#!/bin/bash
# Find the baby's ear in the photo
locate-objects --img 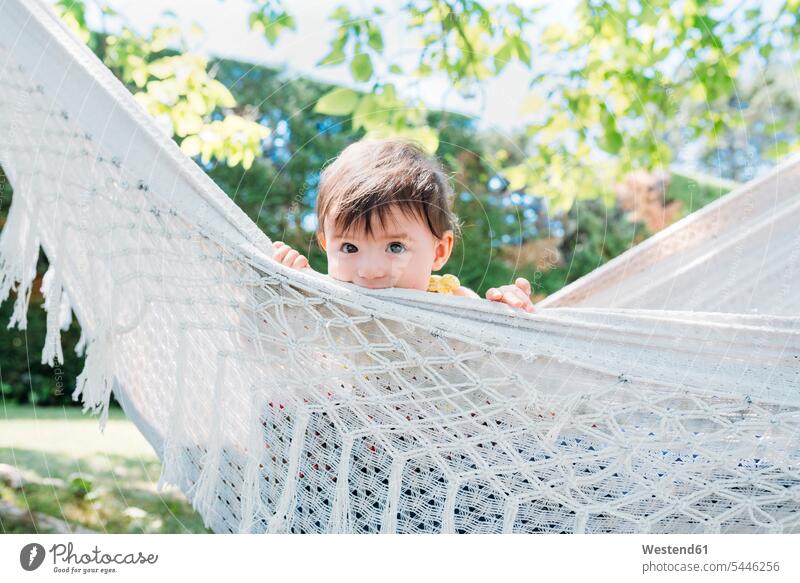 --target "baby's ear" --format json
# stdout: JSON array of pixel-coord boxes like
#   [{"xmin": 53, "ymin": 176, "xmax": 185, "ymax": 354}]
[{"xmin": 432, "ymin": 230, "xmax": 454, "ymax": 270}]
